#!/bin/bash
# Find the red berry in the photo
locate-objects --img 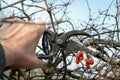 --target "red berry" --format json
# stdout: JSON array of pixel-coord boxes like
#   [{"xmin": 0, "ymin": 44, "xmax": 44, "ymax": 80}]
[
  {"xmin": 86, "ymin": 58, "xmax": 91, "ymax": 64},
  {"xmin": 79, "ymin": 56, "xmax": 84, "ymax": 60},
  {"xmin": 90, "ymin": 59, "xmax": 94, "ymax": 65},
  {"xmin": 86, "ymin": 64, "xmax": 90, "ymax": 69},
  {"xmin": 76, "ymin": 53, "xmax": 80, "ymax": 59},
  {"xmin": 79, "ymin": 51, "xmax": 83, "ymax": 56},
  {"xmin": 76, "ymin": 59, "xmax": 80, "ymax": 64}
]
